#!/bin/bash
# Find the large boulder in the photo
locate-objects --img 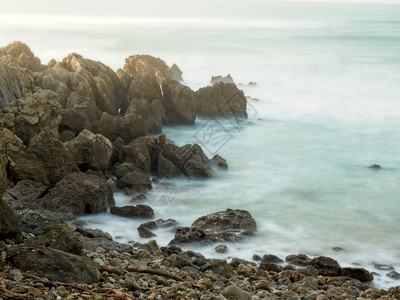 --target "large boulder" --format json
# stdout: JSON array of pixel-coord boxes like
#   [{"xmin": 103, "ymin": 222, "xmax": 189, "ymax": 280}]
[
  {"xmin": 342, "ymin": 267, "xmax": 374, "ymax": 282},
  {"xmin": 170, "ymin": 209, "xmax": 256, "ymax": 244},
  {"xmin": 41, "ymin": 172, "xmax": 115, "ymax": 216},
  {"xmin": 65, "ymin": 129, "xmax": 113, "ymax": 172},
  {"xmin": 7, "ymin": 245, "xmax": 101, "ymax": 284},
  {"xmin": 310, "ymin": 256, "xmax": 342, "ymax": 277},
  {"xmin": 122, "ymin": 54, "xmax": 175, "ymax": 84},
  {"xmin": 162, "ymin": 143, "xmax": 214, "ymax": 178},
  {"xmin": 3, "ymin": 129, "xmax": 77, "ymax": 186},
  {"xmin": 35, "ymin": 53, "xmax": 121, "ymax": 132},
  {"xmin": 2, "ymin": 89, "xmax": 61, "ymax": 144},
  {"xmin": 162, "ymin": 79, "xmax": 196, "ymax": 125},
  {"xmin": 119, "ymin": 136, "xmax": 153, "ymax": 174},
  {"xmin": 93, "ymin": 111, "xmax": 147, "ymax": 143},
  {"xmin": 0, "ymin": 62, "xmax": 23, "ymax": 109},
  {"xmin": 110, "ymin": 204, "xmax": 154, "ymax": 218},
  {"xmin": 27, "ymin": 223, "xmax": 83, "ymax": 255},
  {"xmin": 0, "ymin": 41, "xmax": 43, "ymax": 71},
  {"xmin": 0, "ymin": 115, "xmax": 23, "ymax": 242},
  {"xmin": 7, "ymin": 179, "xmax": 48, "ymax": 201},
  {"xmin": 195, "ymin": 82, "xmax": 247, "ymax": 118}
]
